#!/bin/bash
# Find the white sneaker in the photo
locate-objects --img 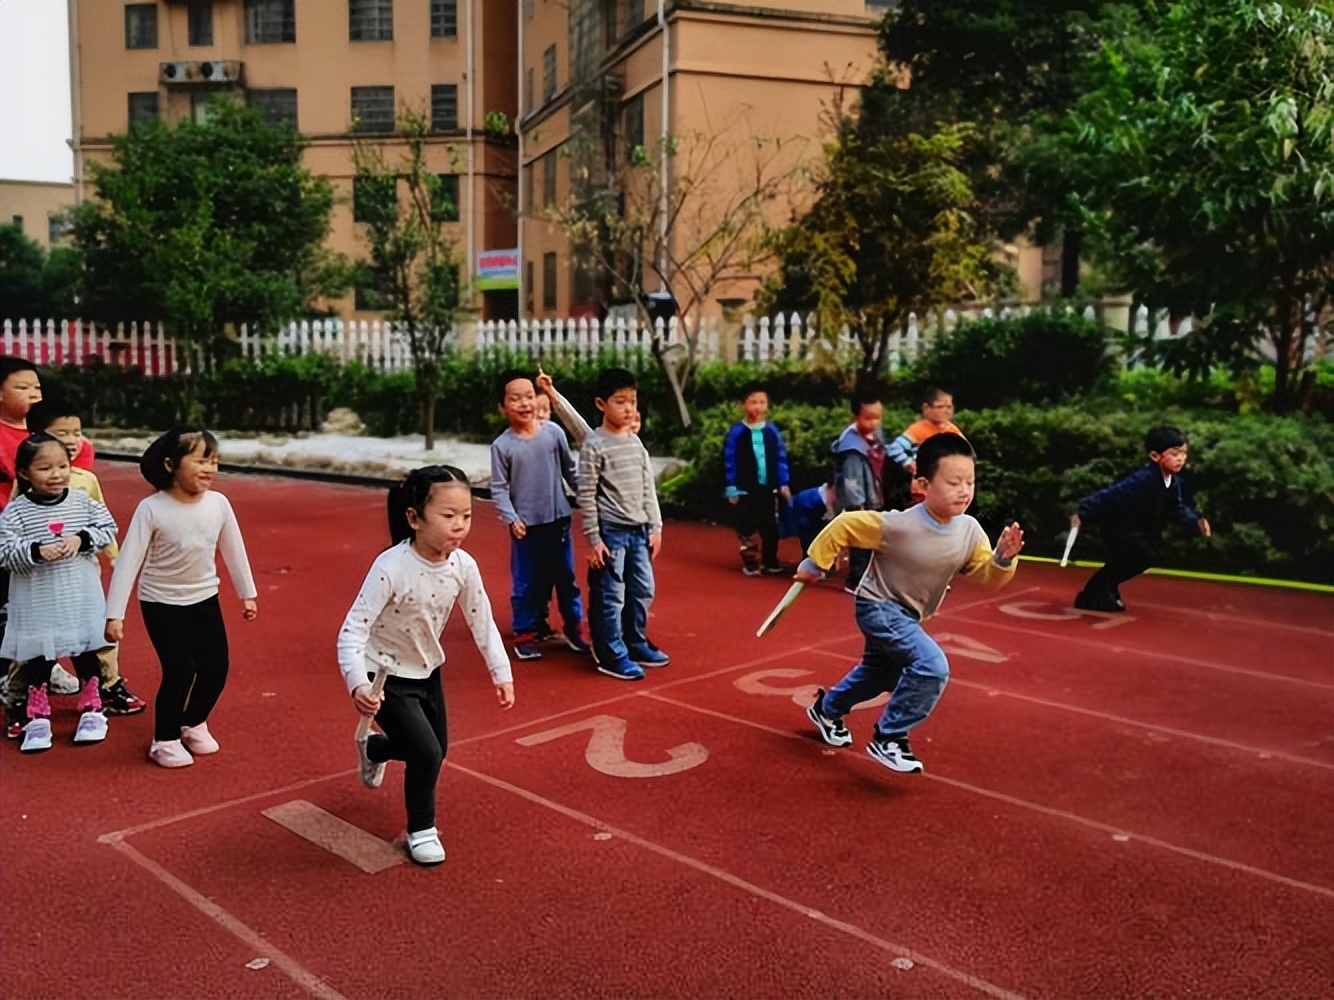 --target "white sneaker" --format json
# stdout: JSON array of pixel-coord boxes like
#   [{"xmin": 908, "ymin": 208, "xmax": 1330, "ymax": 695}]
[
  {"xmin": 180, "ymin": 722, "xmax": 219, "ymax": 755},
  {"xmin": 20, "ymin": 718, "xmax": 53, "ymax": 753},
  {"xmin": 73, "ymin": 711, "xmax": 108, "ymax": 744},
  {"xmin": 406, "ymin": 827, "xmax": 446, "ymax": 866},
  {"xmin": 49, "ymin": 664, "xmax": 80, "ymax": 695},
  {"xmin": 148, "ymin": 739, "xmax": 194, "ymax": 768},
  {"xmin": 357, "ymin": 736, "xmax": 387, "ymax": 789}
]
